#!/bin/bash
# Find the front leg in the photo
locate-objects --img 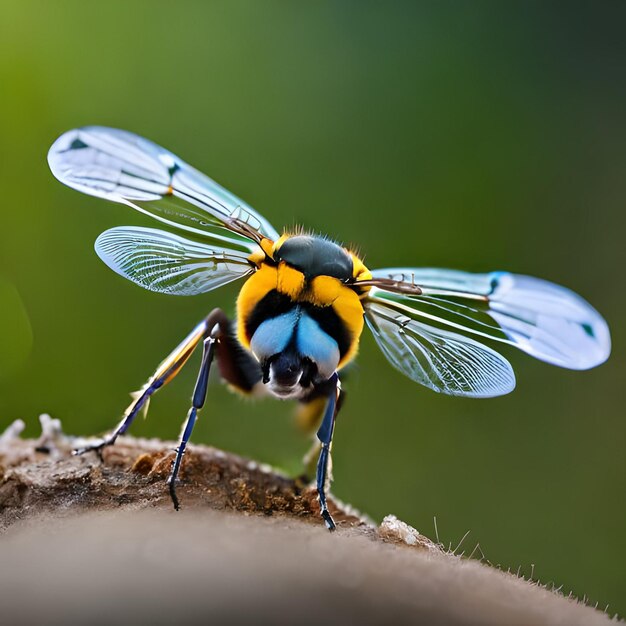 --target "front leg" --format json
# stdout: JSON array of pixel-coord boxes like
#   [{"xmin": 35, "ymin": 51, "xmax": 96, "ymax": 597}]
[
  {"xmin": 73, "ymin": 312, "xmax": 226, "ymax": 457},
  {"xmin": 168, "ymin": 331, "xmax": 217, "ymax": 510},
  {"xmin": 168, "ymin": 316, "xmax": 262, "ymax": 509},
  {"xmin": 315, "ymin": 372, "xmax": 341, "ymax": 531}
]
